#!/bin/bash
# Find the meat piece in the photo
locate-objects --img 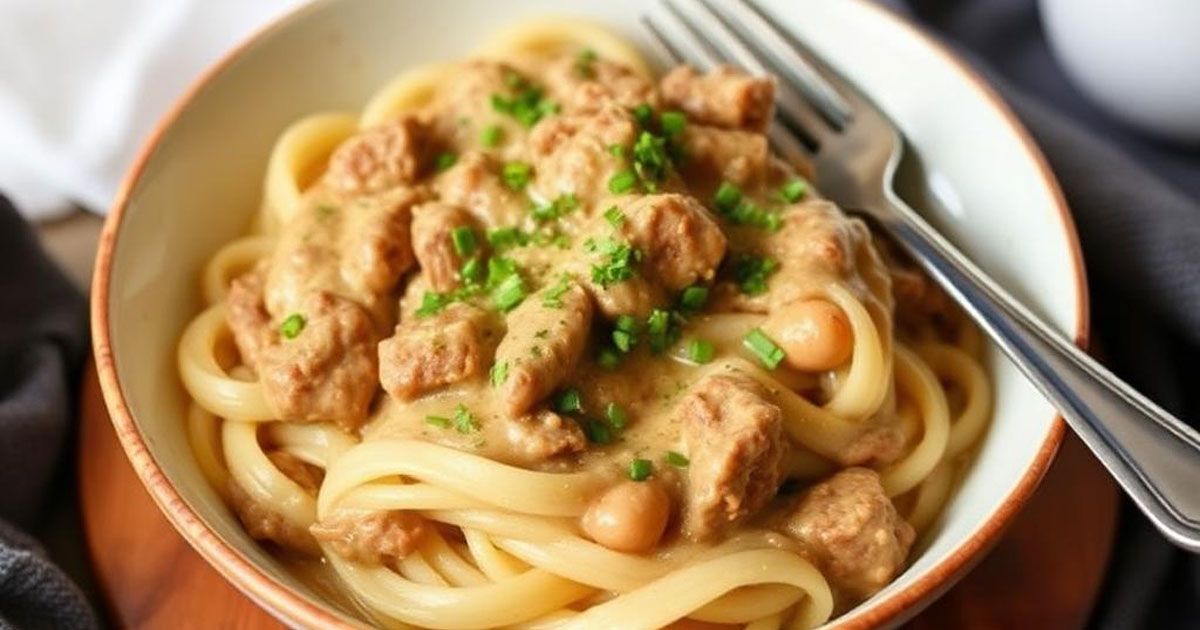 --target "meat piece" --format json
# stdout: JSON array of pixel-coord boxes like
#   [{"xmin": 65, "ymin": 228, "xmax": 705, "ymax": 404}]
[
  {"xmin": 528, "ymin": 104, "xmax": 637, "ymax": 203},
  {"xmin": 378, "ymin": 304, "xmax": 492, "ymax": 401},
  {"xmin": 225, "ymin": 262, "xmax": 274, "ymax": 370},
  {"xmin": 310, "ymin": 509, "xmax": 428, "ymax": 565},
  {"xmin": 258, "ymin": 292, "xmax": 378, "ymax": 430},
  {"xmin": 227, "ymin": 481, "xmax": 317, "ymax": 555},
  {"xmin": 267, "ymin": 450, "xmax": 324, "ymax": 491},
  {"xmin": 326, "ymin": 117, "xmax": 427, "ymax": 195},
  {"xmin": 678, "ymin": 125, "xmax": 770, "ymax": 199},
  {"xmin": 838, "ymin": 425, "xmax": 906, "ymax": 467},
  {"xmin": 660, "ymin": 65, "xmax": 775, "ymax": 132},
  {"xmin": 410, "ymin": 203, "xmax": 479, "ymax": 292},
  {"xmin": 778, "ymin": 468, "xmax": 914, "ymax": 602},
  {"xmin": 543, "ymin": 56, "xmax": 657, "ymax": 113},
  {"xmin": 619, "ymin": 194, "xmax": 726, "ymax": 291},
  {"xmin": 494, "ymin": 282, "xmax": 593, "ymax": 417},
  {"xmin": 339, "ymin": 189, "xmax": 418, "ymax": 296},
  {"xmin": 434, "ymin": 151, "xmax": 527, "ymax": 227},
  {"xmin": 679, "ymin": 372, "xmax": 786, "ymax": 541},
  {"xmin": 504, "ymin": 410, "xmax": 587, "ymax": 462},
  {"xmin": 583, "ymin": 274, "xmax": 666, "ymax": 320}
]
